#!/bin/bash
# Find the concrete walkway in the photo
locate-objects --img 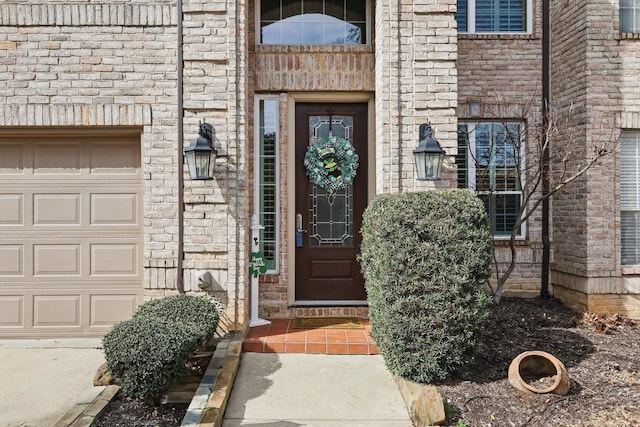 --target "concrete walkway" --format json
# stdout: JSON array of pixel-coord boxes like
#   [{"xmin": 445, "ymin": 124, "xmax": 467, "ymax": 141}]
[
  {"xmin": 0, "ymin": 339, "xmax": 104, "ymax": 427},
  {"xmin": 223, "ymin": 353, "xmax": 412, "ymax": 427}
]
